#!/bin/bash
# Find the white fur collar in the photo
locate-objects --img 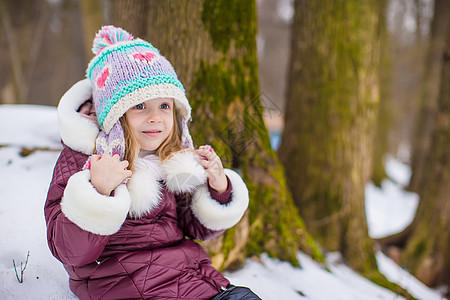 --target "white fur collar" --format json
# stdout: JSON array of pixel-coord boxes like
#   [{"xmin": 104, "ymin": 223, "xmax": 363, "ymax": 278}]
[
  {"xmin": 127, "ymin": 151, "xmax": 208, "ymax": 218},
  {"xmin": 57, "ymin": 79, "xmax": 99, "ymax": 155},
  {"xmin": 127, "ymin": 155, "xmax": 163, "ymax": 218}
]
